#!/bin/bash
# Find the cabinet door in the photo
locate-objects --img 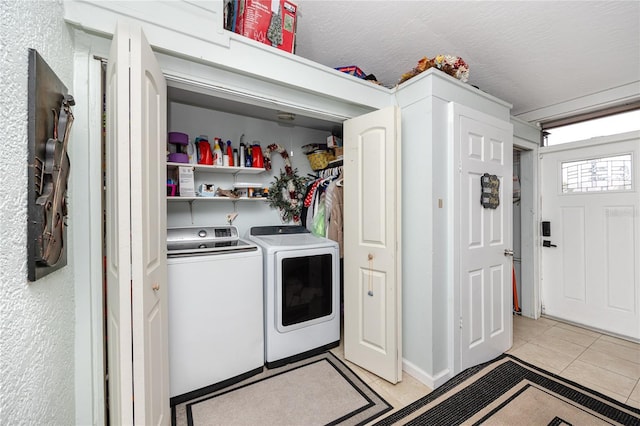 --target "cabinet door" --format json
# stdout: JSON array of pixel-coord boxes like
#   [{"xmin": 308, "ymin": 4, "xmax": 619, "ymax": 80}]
[
  {"xmin": 343, "ymin": 106, "xmax": 402, "ymax": 384},
  {"xmin": 106, "ymin": 21, "xmax": 169, "ymax": 425}
]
